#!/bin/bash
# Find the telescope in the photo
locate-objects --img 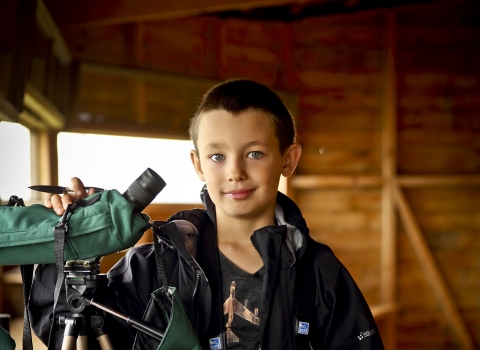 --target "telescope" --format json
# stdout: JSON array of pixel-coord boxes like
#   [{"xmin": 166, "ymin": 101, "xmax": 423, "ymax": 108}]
[{"xmin": 0, "ymin": 168, "xmax": 166, "ymax": 266}]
